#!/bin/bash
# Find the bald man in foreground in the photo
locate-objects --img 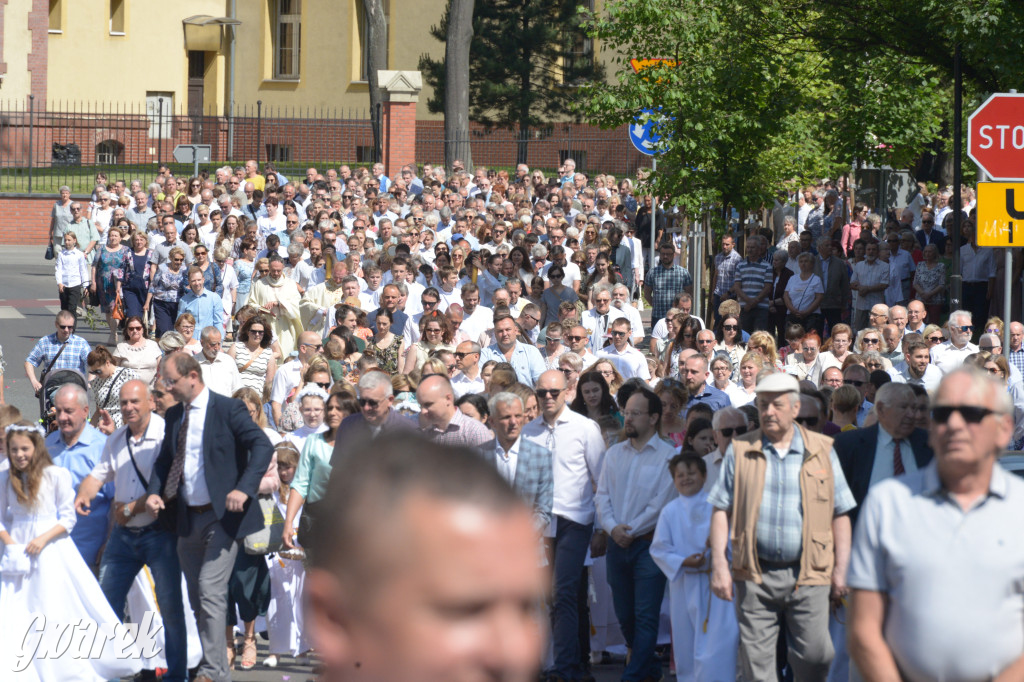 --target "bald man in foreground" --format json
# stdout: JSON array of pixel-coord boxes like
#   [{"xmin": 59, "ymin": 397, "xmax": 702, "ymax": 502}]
[{"xmin": 304, "ymin": 432, "xmax": 547, "ymax": 682}]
